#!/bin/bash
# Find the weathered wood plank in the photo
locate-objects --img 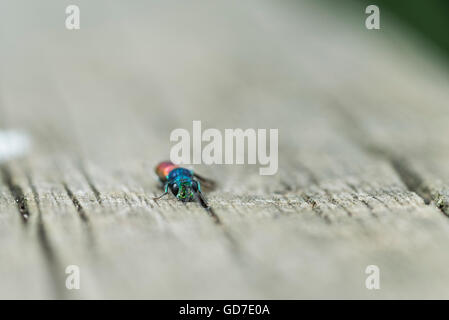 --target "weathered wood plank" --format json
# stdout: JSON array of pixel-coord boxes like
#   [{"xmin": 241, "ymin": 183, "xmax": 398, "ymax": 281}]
[
  {"xmin": 0, "ymin": 163, "xmax": 58, "ymax": 299},
  {"xmin": 1, "ymin": 0, "xmax": 449, "ymax": 299}
]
